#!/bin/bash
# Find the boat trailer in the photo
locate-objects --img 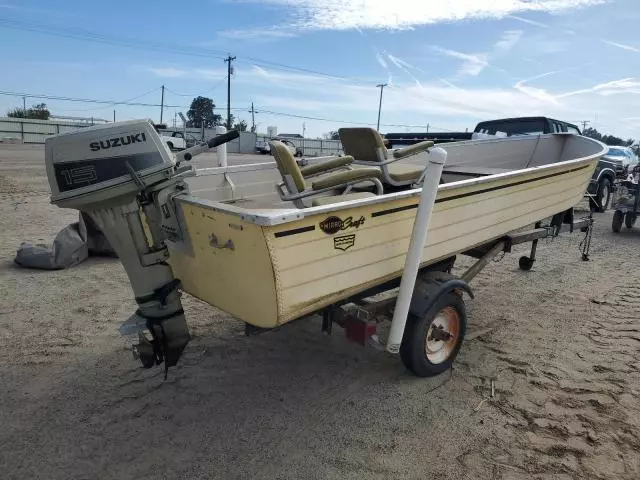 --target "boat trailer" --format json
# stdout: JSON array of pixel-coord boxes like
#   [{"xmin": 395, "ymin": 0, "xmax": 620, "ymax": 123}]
[{"xmin": 309, "ymin": 211, "xmax": 594, "ymax": 377}]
